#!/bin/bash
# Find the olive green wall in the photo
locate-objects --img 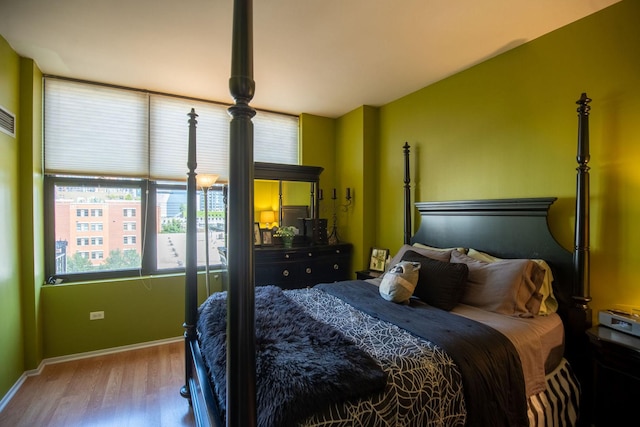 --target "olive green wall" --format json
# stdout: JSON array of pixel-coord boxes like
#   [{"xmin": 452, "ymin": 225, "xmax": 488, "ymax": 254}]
[
  {"xmin": 374, "ymin": 0, "xmax": 640, "ymax": 321},
  {"xmin": 0, "ymin": 34, "xmax": 24, "ymax": 404},
  {"xmin": 19, "ymin": 58, "xmax": 44, "ymax": 371},
  {"xmin": 41, "ymin": 274, "xmax": 218, "ymax": 357},
  {"xmin": 300, "ymin": 113, "xmax": 336, "ymax": 203}
]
